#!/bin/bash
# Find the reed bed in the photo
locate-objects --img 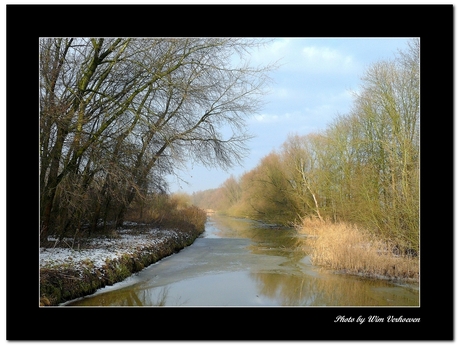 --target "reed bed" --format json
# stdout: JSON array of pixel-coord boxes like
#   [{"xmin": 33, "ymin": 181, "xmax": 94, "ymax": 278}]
[{"xmin": 298, "ymin": 217, "xmax": 419, "ymax": 282}]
